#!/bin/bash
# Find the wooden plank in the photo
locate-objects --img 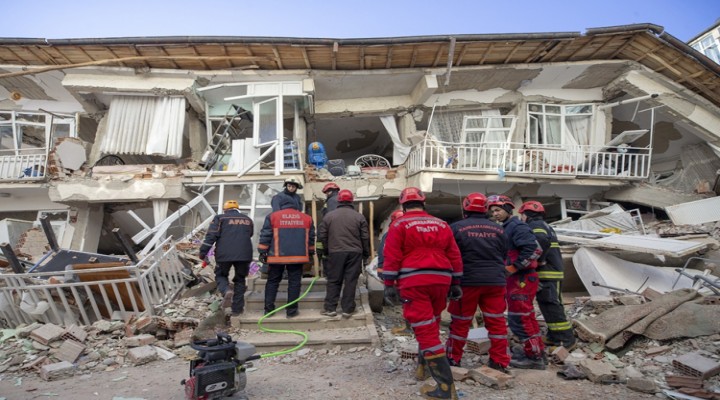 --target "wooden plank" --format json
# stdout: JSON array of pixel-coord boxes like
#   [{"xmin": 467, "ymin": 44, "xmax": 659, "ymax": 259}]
[{"xmin": 72, "ymin": 262, "xmax": 145, "ymax": 315}]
